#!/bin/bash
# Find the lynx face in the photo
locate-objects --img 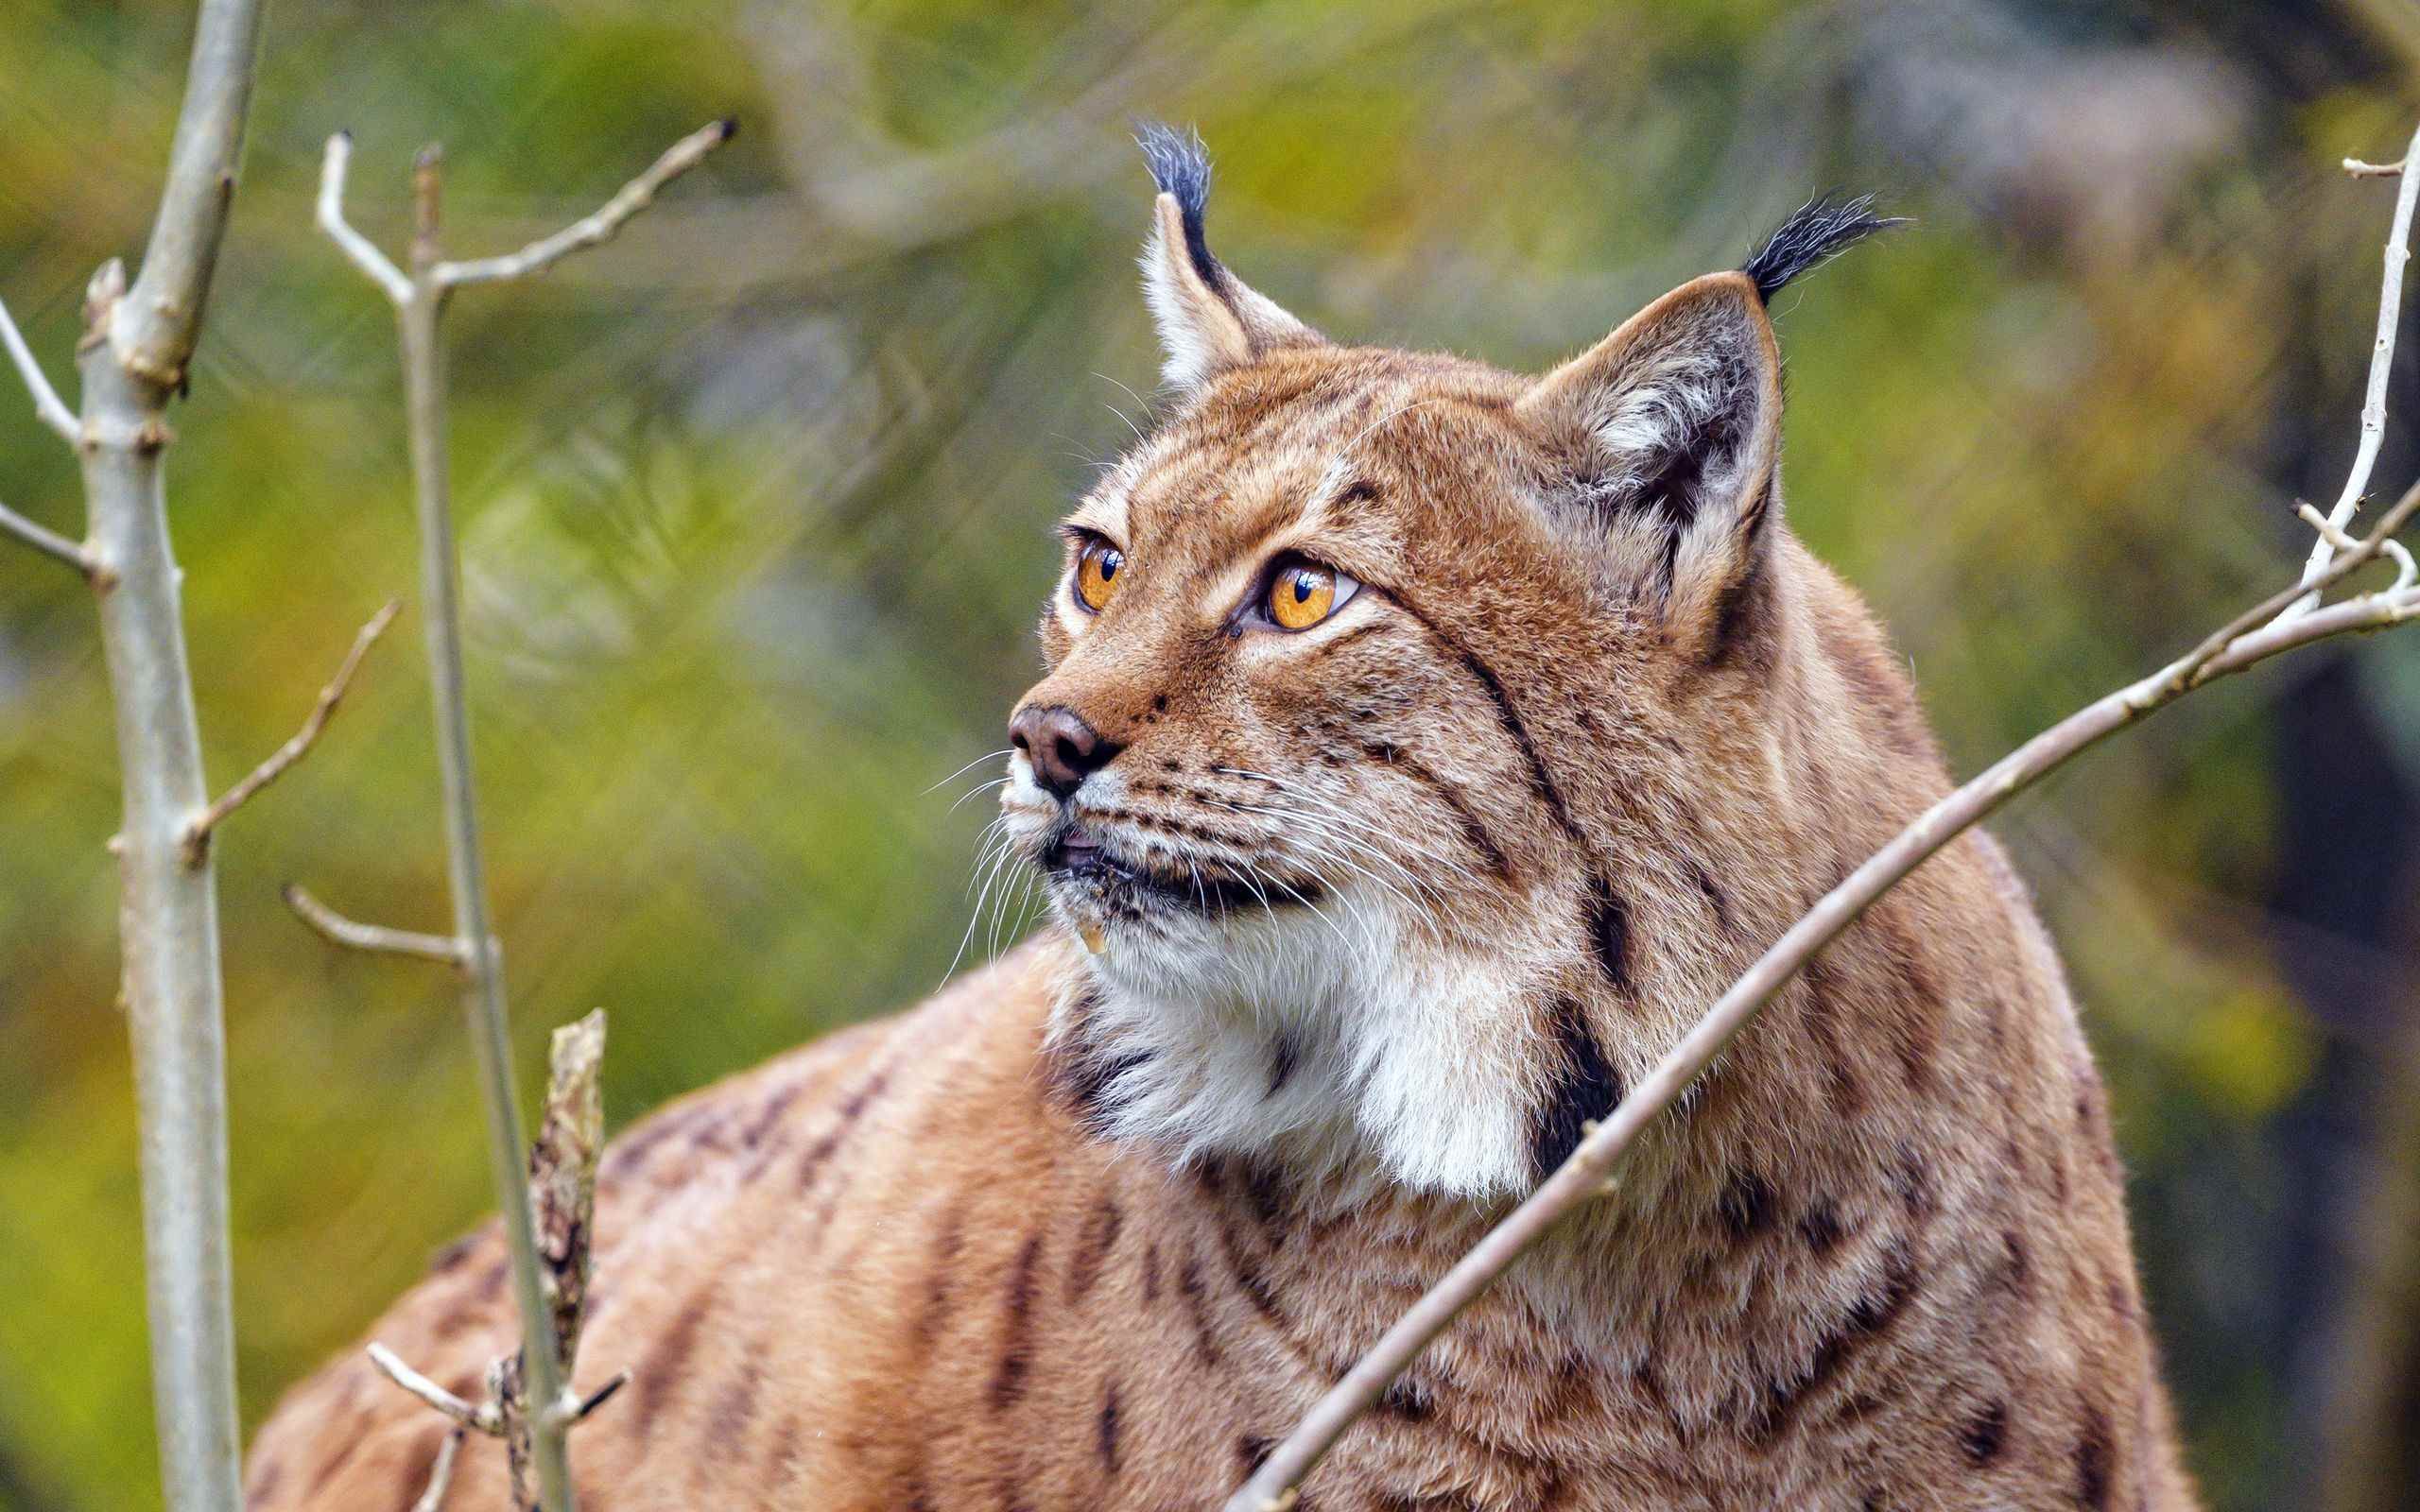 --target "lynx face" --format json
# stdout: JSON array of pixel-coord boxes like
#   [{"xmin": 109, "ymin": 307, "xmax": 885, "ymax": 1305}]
[{"xmin": 1000, "ymin": 128, "xmax": 1895, "ymax": 1198}]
